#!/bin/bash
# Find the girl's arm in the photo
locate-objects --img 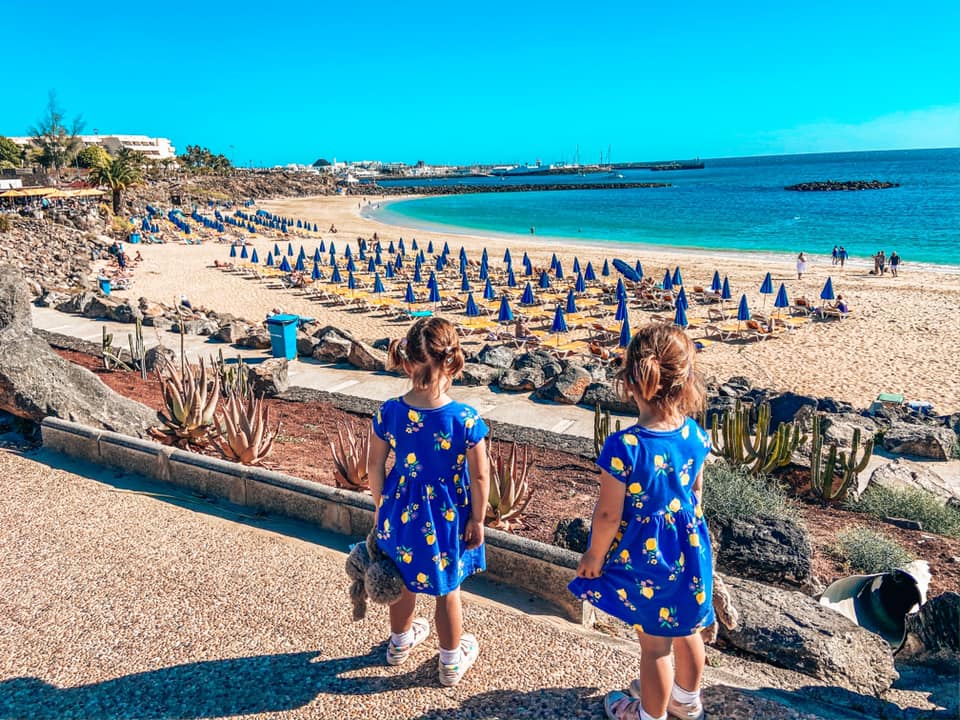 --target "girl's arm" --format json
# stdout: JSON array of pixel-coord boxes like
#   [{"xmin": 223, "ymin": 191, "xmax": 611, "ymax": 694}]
[
  {"xmin": 576, "ymin": 471, "xmax": 626, "ymax": 578},
  {"xmin": 367, "ymin": 429, "xmax": 390, "ymax": 524},
  {"xmin": 692, "ymin": 469, "xmax": 704, "ymax": 505},
  {"xmin": 463, "ymin": 438, "xmax": 490, "ymax": 550}
]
